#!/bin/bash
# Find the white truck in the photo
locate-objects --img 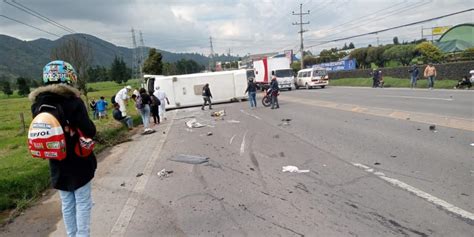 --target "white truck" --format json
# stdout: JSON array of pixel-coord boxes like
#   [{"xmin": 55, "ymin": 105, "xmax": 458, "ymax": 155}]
[
  {"xmin": 253, "ymin": 57, "xmax": 294, "ymax": 90},
  {"xmin": 144, "ymin": 70, "xmax": 251, "ymax": 109}
]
